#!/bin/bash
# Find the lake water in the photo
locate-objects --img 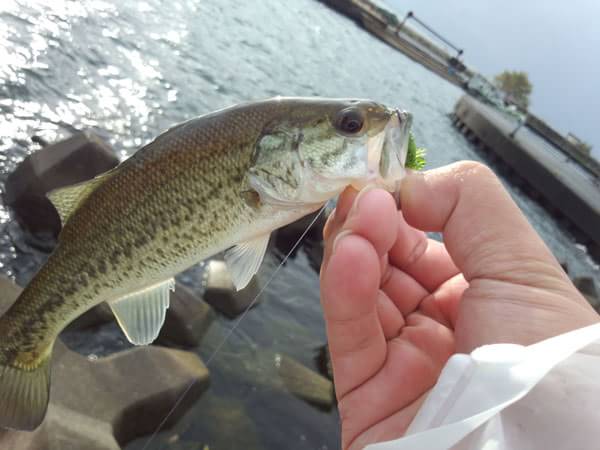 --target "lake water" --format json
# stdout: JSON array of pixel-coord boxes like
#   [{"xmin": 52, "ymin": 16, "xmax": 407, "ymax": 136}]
[{"xmin": 0, "ymin": 0, "xmax": 598, "ymax": 449}]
